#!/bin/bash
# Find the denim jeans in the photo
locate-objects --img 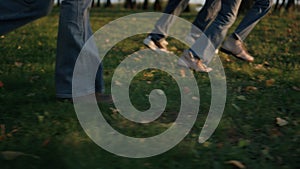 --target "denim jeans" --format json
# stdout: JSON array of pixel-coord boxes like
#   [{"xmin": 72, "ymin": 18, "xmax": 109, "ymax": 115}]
[
  {"xmin": 149, "ymin": 0, "xmax": 272, "ymax": 55},
  {"xmin": 234, "ymin": 0, "xmax": 273, "ymax": 40},
  {"xmin": 191, "ymin": 0, "xmax": 272, "ymax": 63},
  {"xmin": 55, "ymin": 0, "xmax": 104, "ymax": 98},
  {"xmin": 191, "ymin": 0, "xmax": 242, "ymax": 63},
  {"xmin": 149, "ymin": 0, "xmax": 190, "ymax": 41},
  {"xmin": 149, "ymin": 0, "xmax": 219, "ymax": 41},
  {"xmin": 0, "ymin": 0, "xmax": 104, "ymax": 98},
  {"xmin": 195, "ymin": 0, "xmax": 273, "ymax": 41}
]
